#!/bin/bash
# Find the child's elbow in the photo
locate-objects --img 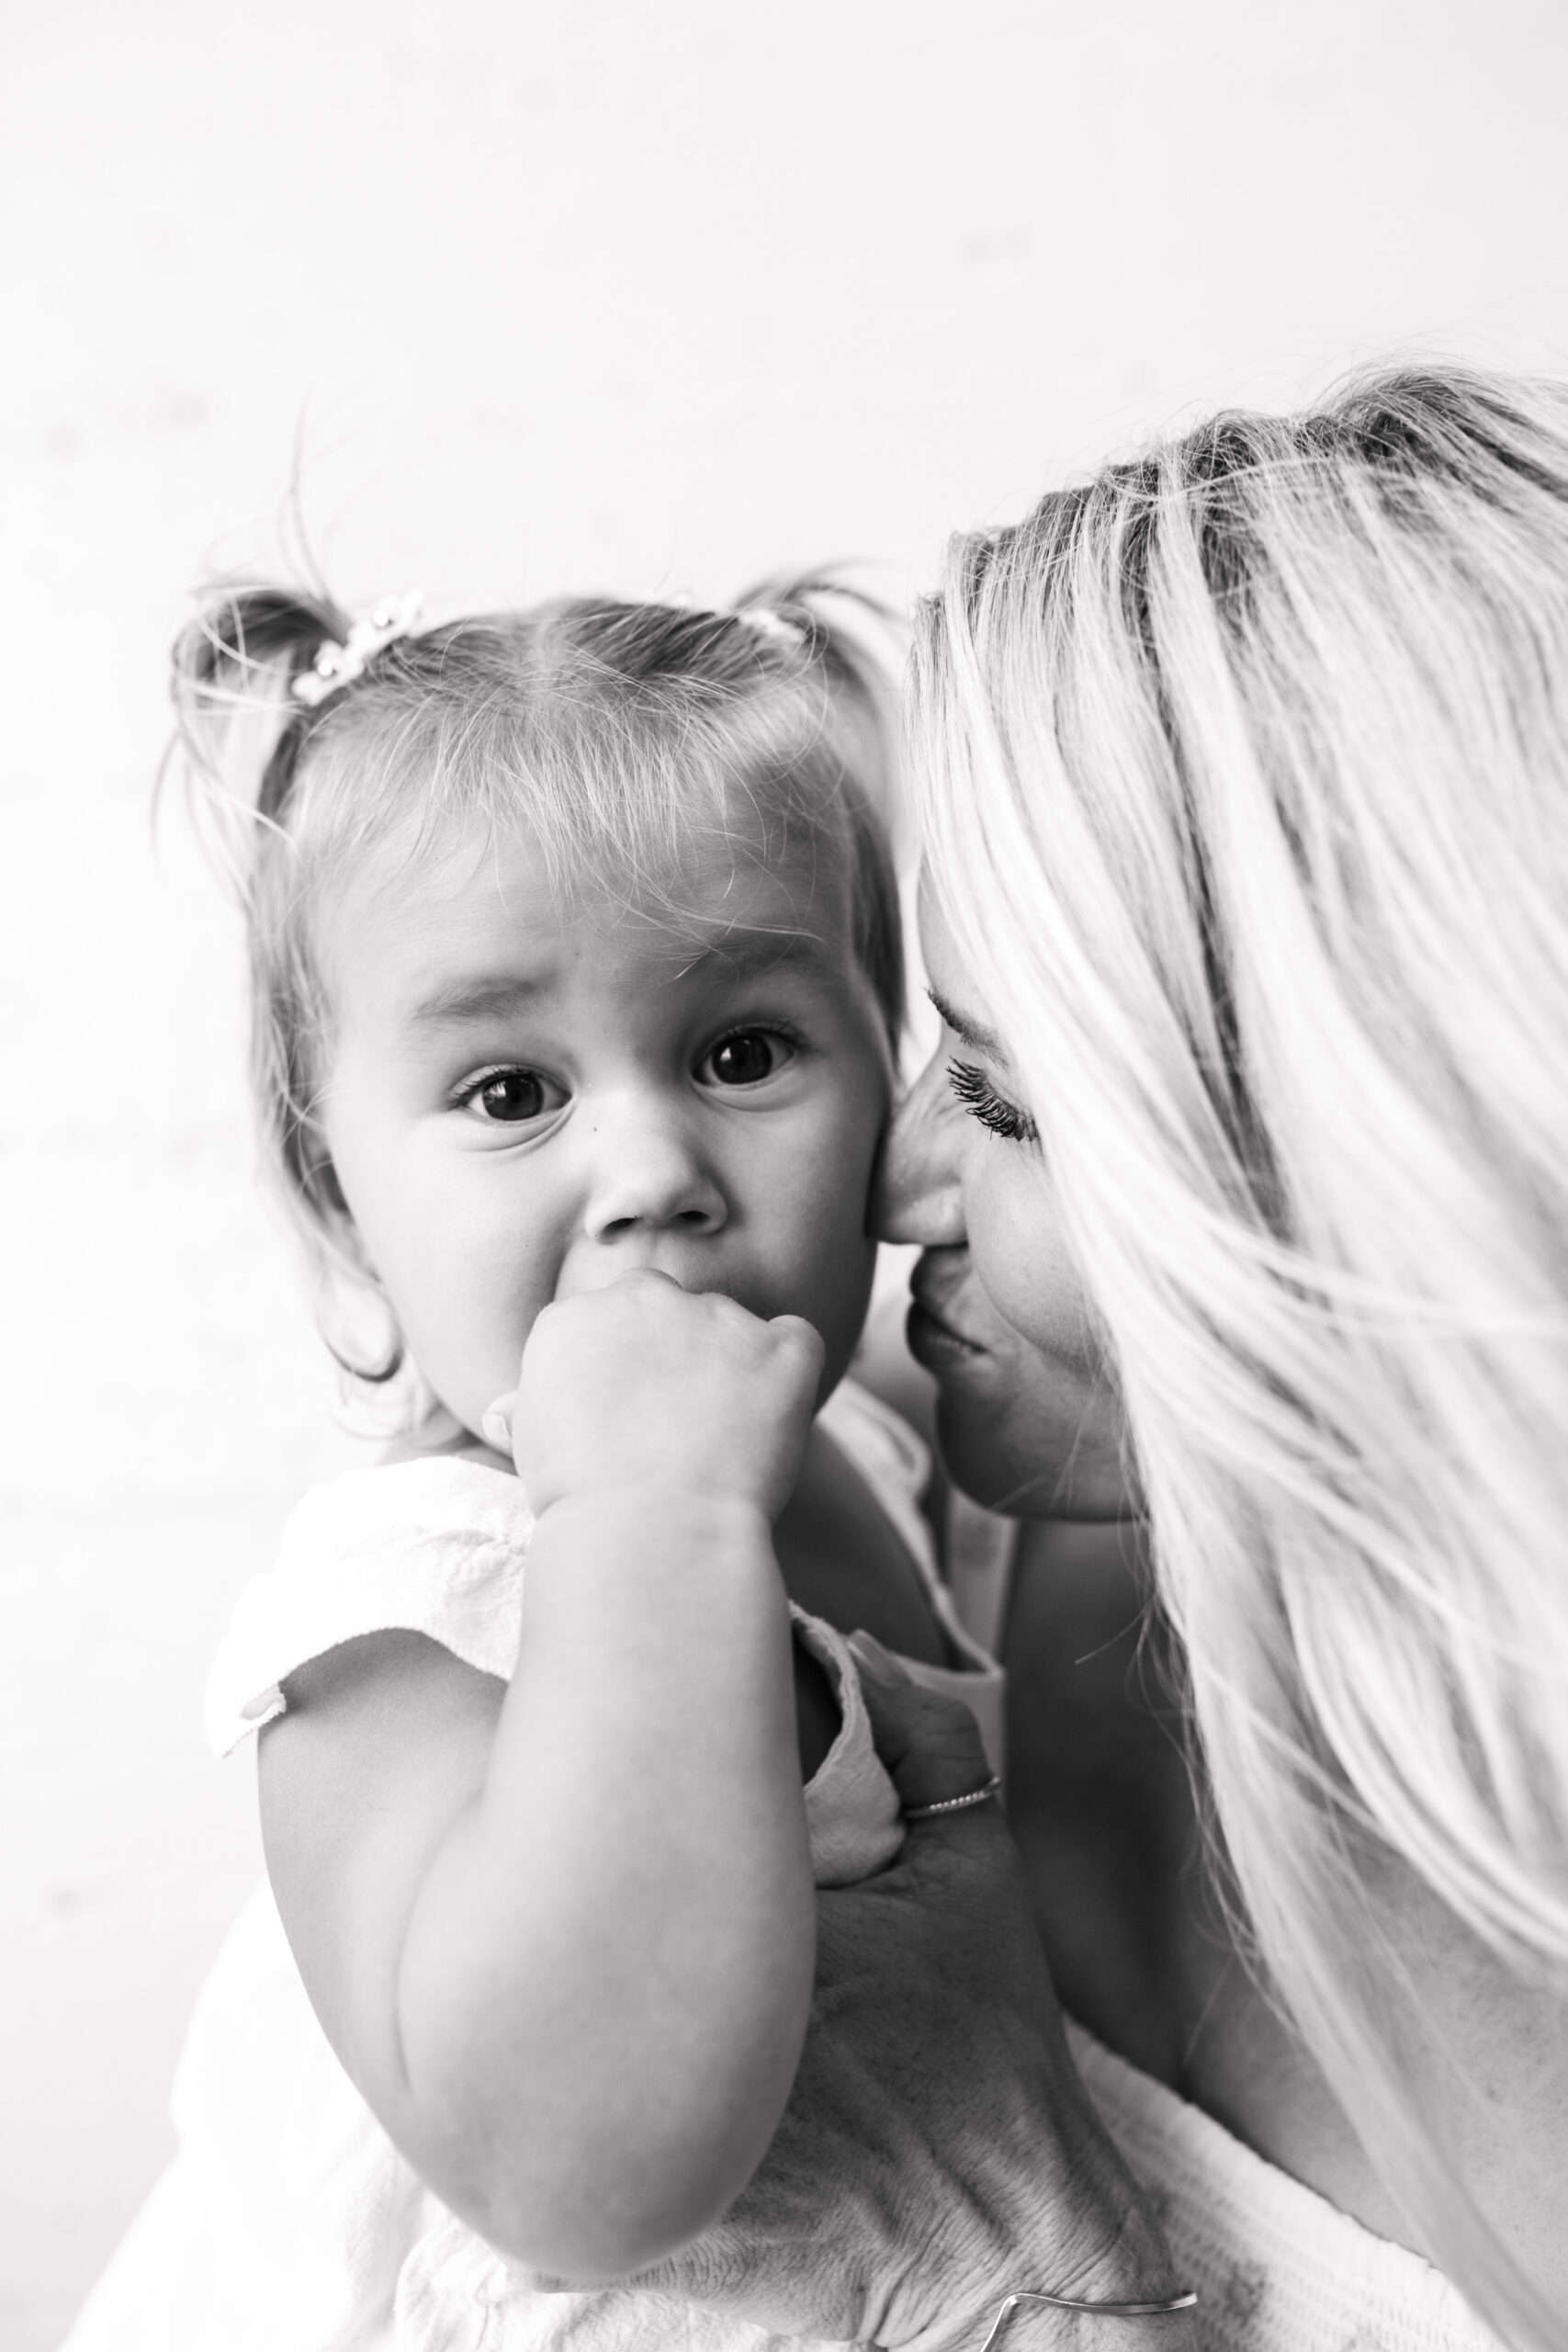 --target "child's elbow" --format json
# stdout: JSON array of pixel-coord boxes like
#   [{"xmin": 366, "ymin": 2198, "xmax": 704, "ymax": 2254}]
[
  {"xmin": 414, "ymin": 1999, "xmax": 809, "ymax": 2278},
  {"xmin": 465, "ymin": 2148, "xmax": 754, "ymax": 2282}
]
